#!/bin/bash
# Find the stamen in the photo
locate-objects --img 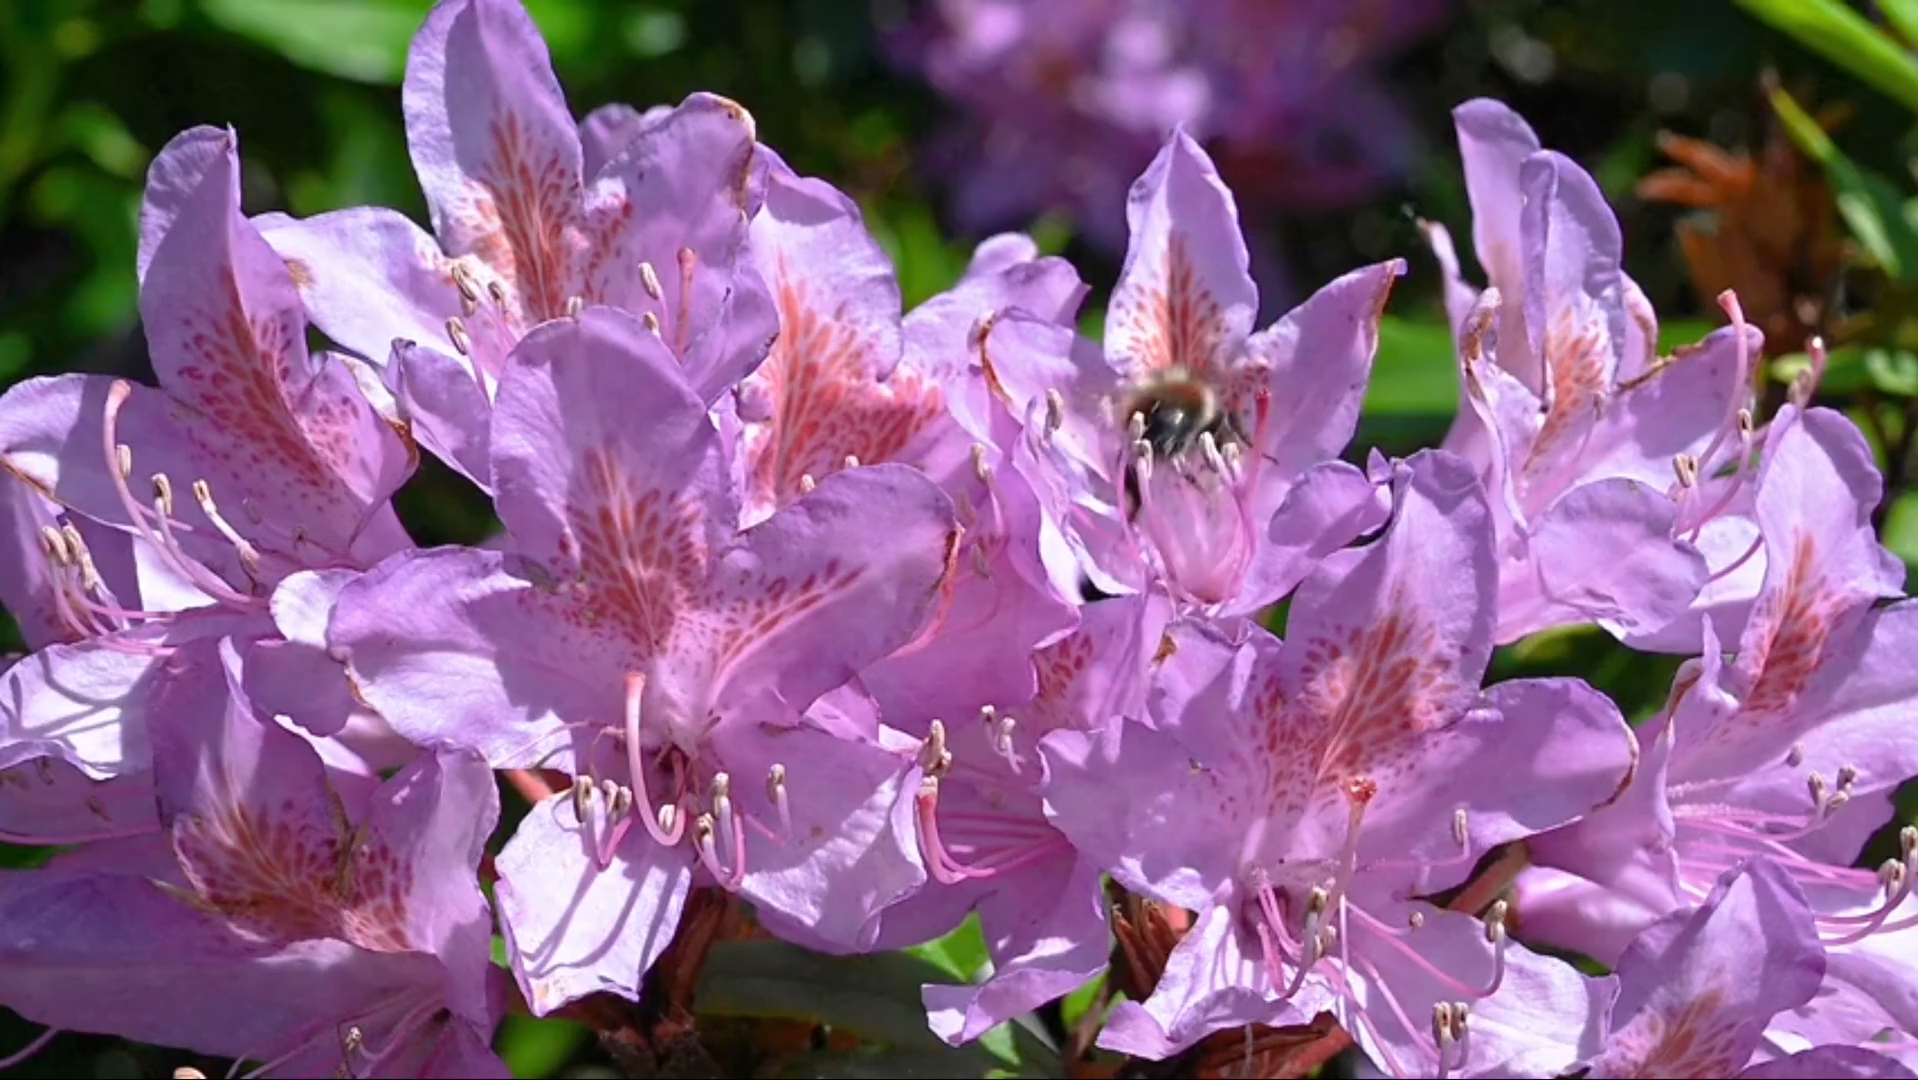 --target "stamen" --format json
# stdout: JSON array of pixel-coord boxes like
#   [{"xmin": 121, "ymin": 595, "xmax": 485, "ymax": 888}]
[
  {"xmin": 766, "ymin": 764, "xmax": 790, "ymax": 839},
  {"xmin": 674, "ymin": 248, "xmax": 696, "ymax": 355},
  {"xmin": 1791, "ymin": 336, "xmax": 1828, "ymax": 407},
  {"xmin": 192, "ymin": 479, "xmax": 263, "ymax": 572},
  {"xmin": 971, "ymin": 444, "xmax": 990, "ymax": 484},
  {"xmin": 1479, "ymin": 901, "xmax": 1509, "ymax": 996},
  {"xmin": 693, "ymin": 812, "xmax": 733, "ymax": 882},
  {"xmin": 917, "ymin": 719, "xmax": 953, "ymax": 778},
  {"xmin": 565, "ymin": 296, "xmax": 584, "ymax": 318},
  {"xmin": 1127, "ymin": 411, "xmax": 1146, "ymax": 442},
  {"xmin": 640, "ymin": 261, "xmax": 663, "ymax": 300},
  {"xmin": 1198, "ymin": 430, "xmax": 1227, "ymax": 476},
  {"xmin": 843, "ymin": 454, "xmax": 861, "ymax": 470},
  {"xmin": 0, "ymin": 1026, "xmax": 57, "ymax": 1070},
  {"xmin": 151, "ymin": 473, "xmax": 175, "ymax": 518},
  {"xmin": 1044, "ymin": 389, "xmax": 1064, "ymax": 433},
  {"xmin": 446, "ymin": 317, "xmax": 472, "ymax": 357},
  {"xmin": 1698, "ymin": 290, "xmax": 1753, "ymax": 470},
  {"xmin": 642, "ymin": 310, "xmax": 663, "ymax": 337},
  {"xmin": 487, "ymin": 280, "xmax": 508, "ymax": 307},
  {"xmin": 1452, "ymin": 808, "xmax": 1469, "ymax": 850},
  {"xmin": 1433, "ymin": 1003, "xmax": 1458, "ymax": 1080},
  {"xmin": 1672, "ymin": 453, "xmax": 1699, "ymax": 490},
  {"xmin": 969, "ymin": 543, "xmax": 992, "ymax": 580},
  {"xmin": 1408, "ymin": 910, "xmax": 1425, "ymax": 931},
  {"xmin": 452, "ymin": 263, "xmax": 483, "ymax": 308},
  {"xmin": 1785, "ymin": 743, "xmax": 1806, "ymax": 768},
  {"xmin": 623, "ymin": 672, "xmax": 685, "ymax": 848}
]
